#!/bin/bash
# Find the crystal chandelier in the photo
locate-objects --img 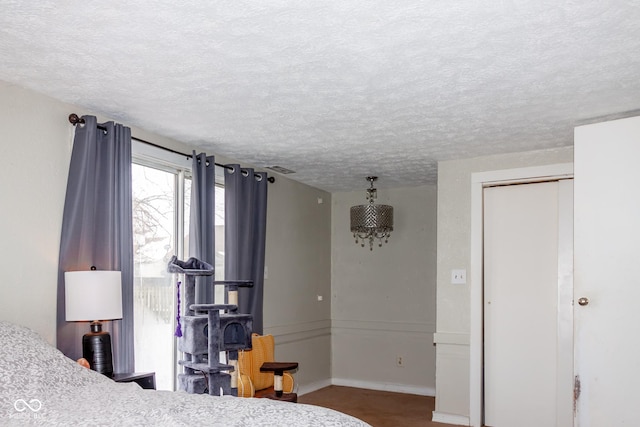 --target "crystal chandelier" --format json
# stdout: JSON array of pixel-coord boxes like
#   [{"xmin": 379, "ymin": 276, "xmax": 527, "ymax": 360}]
[{"xmin": 350, "ymin": 176, "xmax": 394, "ymax": 250}]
